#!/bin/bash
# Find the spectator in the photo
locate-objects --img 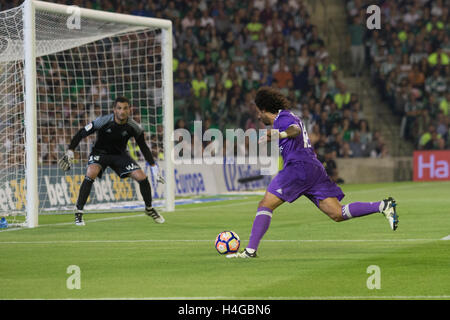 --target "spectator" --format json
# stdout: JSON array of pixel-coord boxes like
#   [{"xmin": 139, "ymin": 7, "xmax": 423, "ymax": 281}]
[
  {"xmin": 181, "ymin": 10, "xmax": 196, "ymax": 30},
  {"xmin": 334, "ymin": 83, "xmax": 351, "ymax": 110},
  {"xmin": 418, "ymin": 125, "xmax": 445, "ymax": 150},
  {"xmin": 272, "ymin": 58, "xmax": 293, "ymax": 89},
  {"xmin": 214, "ymin": 8, "xmax": 231, "ymax": 36},
  {"xmin": 297, "ymin": 46, "xmax": 310, "ymax": 68},
  {"xmin": 347, "ymin": 15, "xmax": 365, "ymax": 77},
  {"xmin": 349, "ymin": 131, "xmax": 366, "ymax": 157},
  {"xmin": 314, "ymin": 134, "xmax": 328, "ymax": 159},
  {"xmin": 349, "ymin": 111, "xmax": 361, "ymax": 131},
  {"xmin": 309, "ymin": 124, "xmax": 321, "ymax": 146},
  {"xmin": 358, "ymin": 119, "xmax": 372, "ymax": 146},
  {"xmin": 428, "ymin": 46, "xmax": 450, "ymax": 67},
  {"xmin": 320, "ymin": 149, "xmax": 344, "ymax": 184},
  {"xmin": 288, "ymin": 28, "xmax": 305, "ymax": 54},
  {"xmin": 425, "ymin": 68, "xmax": 447, "ymax": 96},
  {"xmin": 401, "ymin": 94, "xmax": 423, "ymax": 140},
  {"xmin": 341, "ymin": 141, "xmax": 353, "ymax": 158},
  {"xmin": 340, "ymin": 118, "xmax": 353, "ymax": 142},
  {"xmin": 178, "ymin": 28, "xmax": 199, "ymax": 48},
  {"xmin": 191, "ymin": 71, "xmax": 208, "ymax": 98},
  {"xmin": 165, "ymin": 1, "xmax": 181, "ymax": 19},
  {"xmin": 200, "ymin": 9, "xmax": 214, "ymax": 28},
  {"xmin": 368, "ymin": 131, "xmax": 389, "ymax": 158},
  {"xmin": 435, "ymin": 111, "xmax": 449, "ymax": 140},
  {"xmin": 246, "ymin": 12, "xmax": 263, "ymax": 41},
  {"xmin": 174, "ymin": 70, "xmax": 192, "ymax": 100},
  {"xmin": 306, "ymin": 26, "xmax": 325, "ymax": 56},
  {"xmin": 440, "ymin": 92, "xmax": 449, "ymax": 116},
  {"xmin": 131, "ymin": 2, "xmax": 152, "ymax": 17},
  {"xmin": 317, "ymin": 54, "xmax": 337, "ymax": 83},
  {"xmin": 408, "ymin": 63, "xmax": 426, "ymax": 88}
]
